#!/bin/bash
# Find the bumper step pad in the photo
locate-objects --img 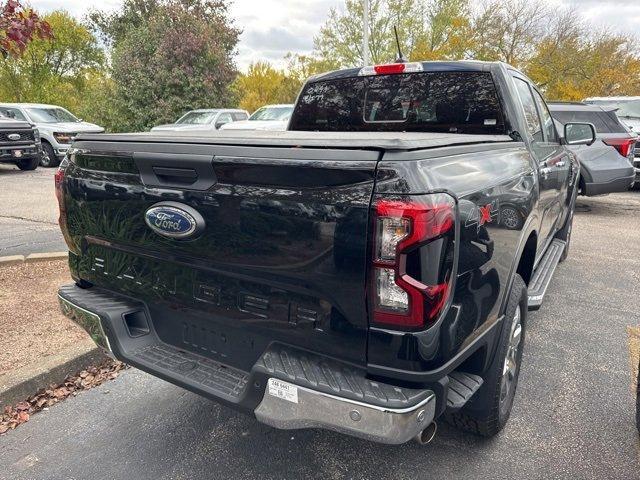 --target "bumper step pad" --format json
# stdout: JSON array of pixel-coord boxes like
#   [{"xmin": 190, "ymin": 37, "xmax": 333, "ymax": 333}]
[
  {"xmin": 446, "ymin": 371, "xmax": 484, "ymax": 410},
  {"xmin": 134, "ymin": 344, "xmax": 249, "ymax": 400},
  {"xmin": 254, "ymin": 346, "xmax": 431, "ymax": 410},
  {"xmin": 527, "ymin": 239, "xmax": 565, "ymax": 311}
]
